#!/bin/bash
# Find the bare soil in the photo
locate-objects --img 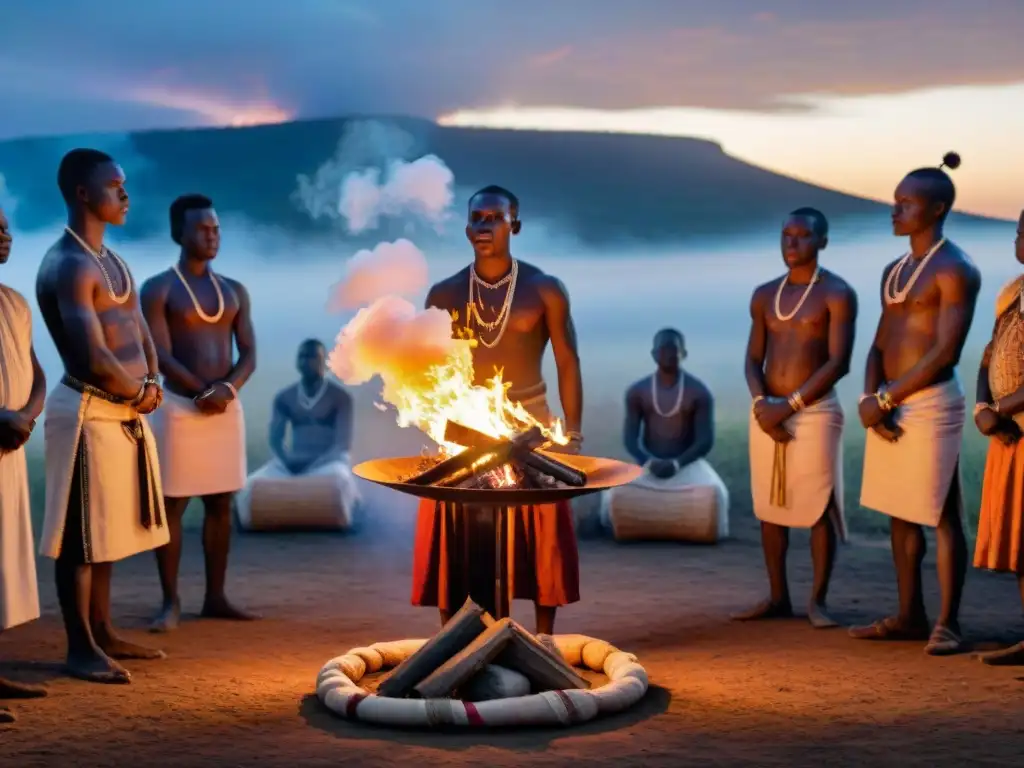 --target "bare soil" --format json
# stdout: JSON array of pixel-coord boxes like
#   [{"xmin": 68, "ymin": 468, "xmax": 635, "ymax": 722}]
[{"xmin": 3, "ymin": 484, "xmax": 1023, "ymax": 767}]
